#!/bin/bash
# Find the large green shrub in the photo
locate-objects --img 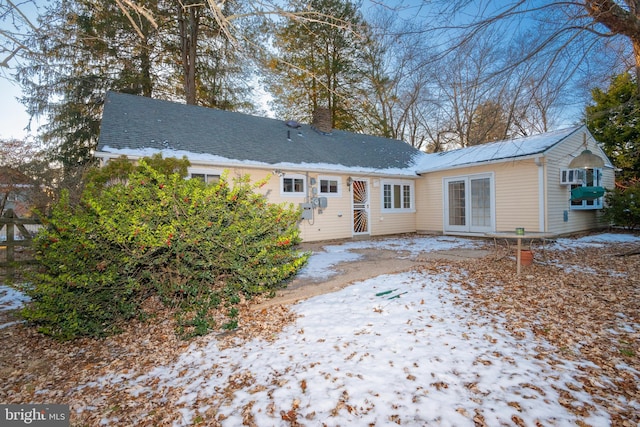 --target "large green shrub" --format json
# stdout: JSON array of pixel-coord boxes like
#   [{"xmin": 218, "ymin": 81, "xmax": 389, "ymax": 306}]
[
  {"xmin": 602, "ymin": 181, "xmax": 640, "ymax": 230},
  {"xmin": 23, "ymin": 157, "xmax": 307, "ymax": 340}
]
